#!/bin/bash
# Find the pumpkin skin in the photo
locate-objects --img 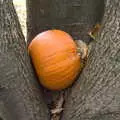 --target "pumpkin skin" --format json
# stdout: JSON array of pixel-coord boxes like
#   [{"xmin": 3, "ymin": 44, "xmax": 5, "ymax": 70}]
[{"xmin": 28, "ymin": 30, "xmax": 81, "ymax": 90}]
